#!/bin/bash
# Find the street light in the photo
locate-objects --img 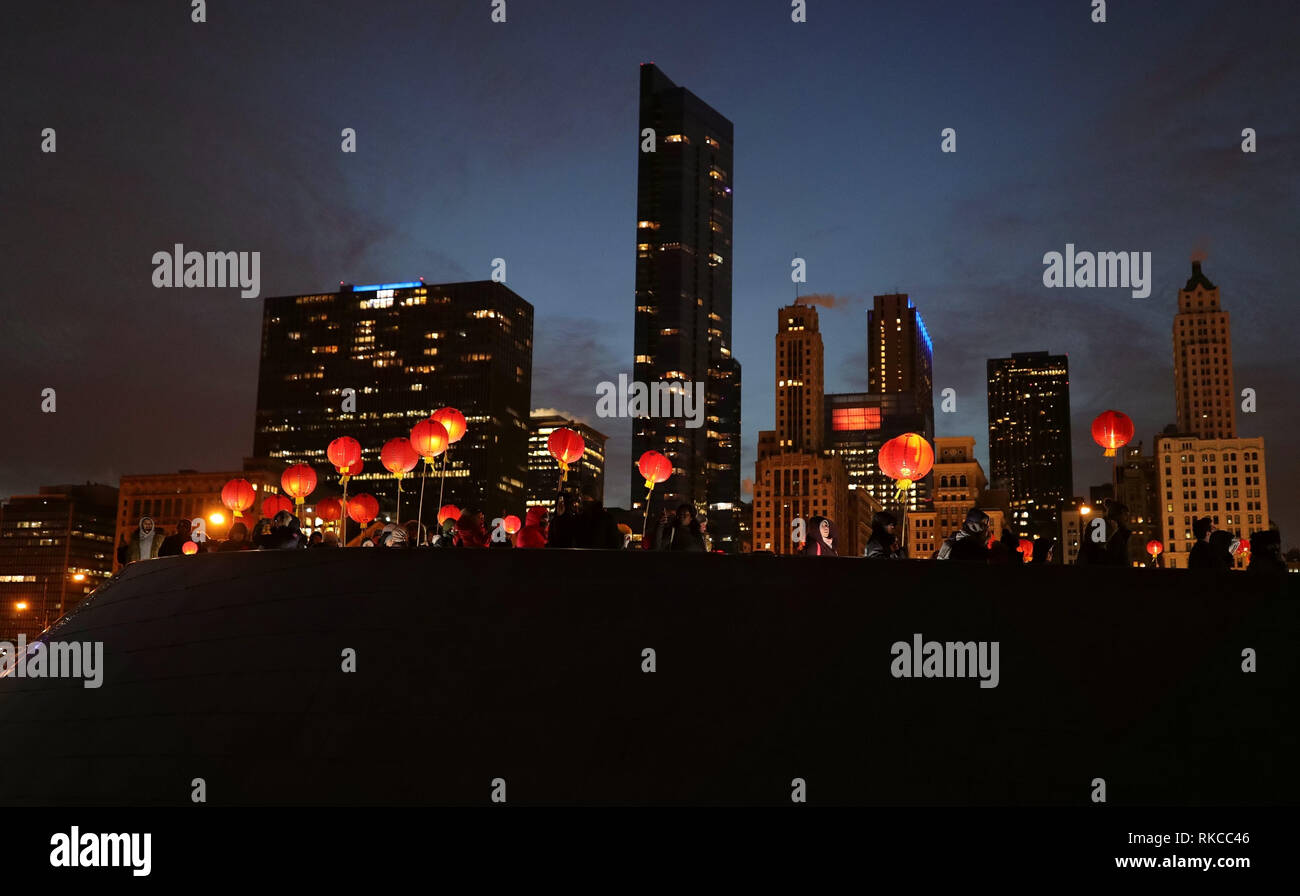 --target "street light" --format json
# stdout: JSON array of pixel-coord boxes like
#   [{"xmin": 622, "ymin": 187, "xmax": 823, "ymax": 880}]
[
  {"xmin": 14, "ymin": 601, "xmax": 27, "ymax": 611},
  {"xmin": 209, "ymin": 512, "xmax": 225, "ymax": 526},
  {"xmin": 72, "ymin": 573, "xmax": 85, "ymax": 582}
]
